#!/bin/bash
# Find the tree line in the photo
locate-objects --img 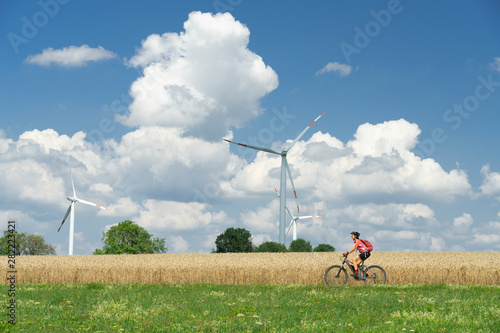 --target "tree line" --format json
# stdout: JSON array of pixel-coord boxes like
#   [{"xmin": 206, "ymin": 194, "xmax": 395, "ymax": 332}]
[
  {"xmin": 213, "ymin": 227, "xmax": 335, "ymax": 253},
  {"xmin": 0, "ymin": 223, "xmax": 334, "ymax": 255}
]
